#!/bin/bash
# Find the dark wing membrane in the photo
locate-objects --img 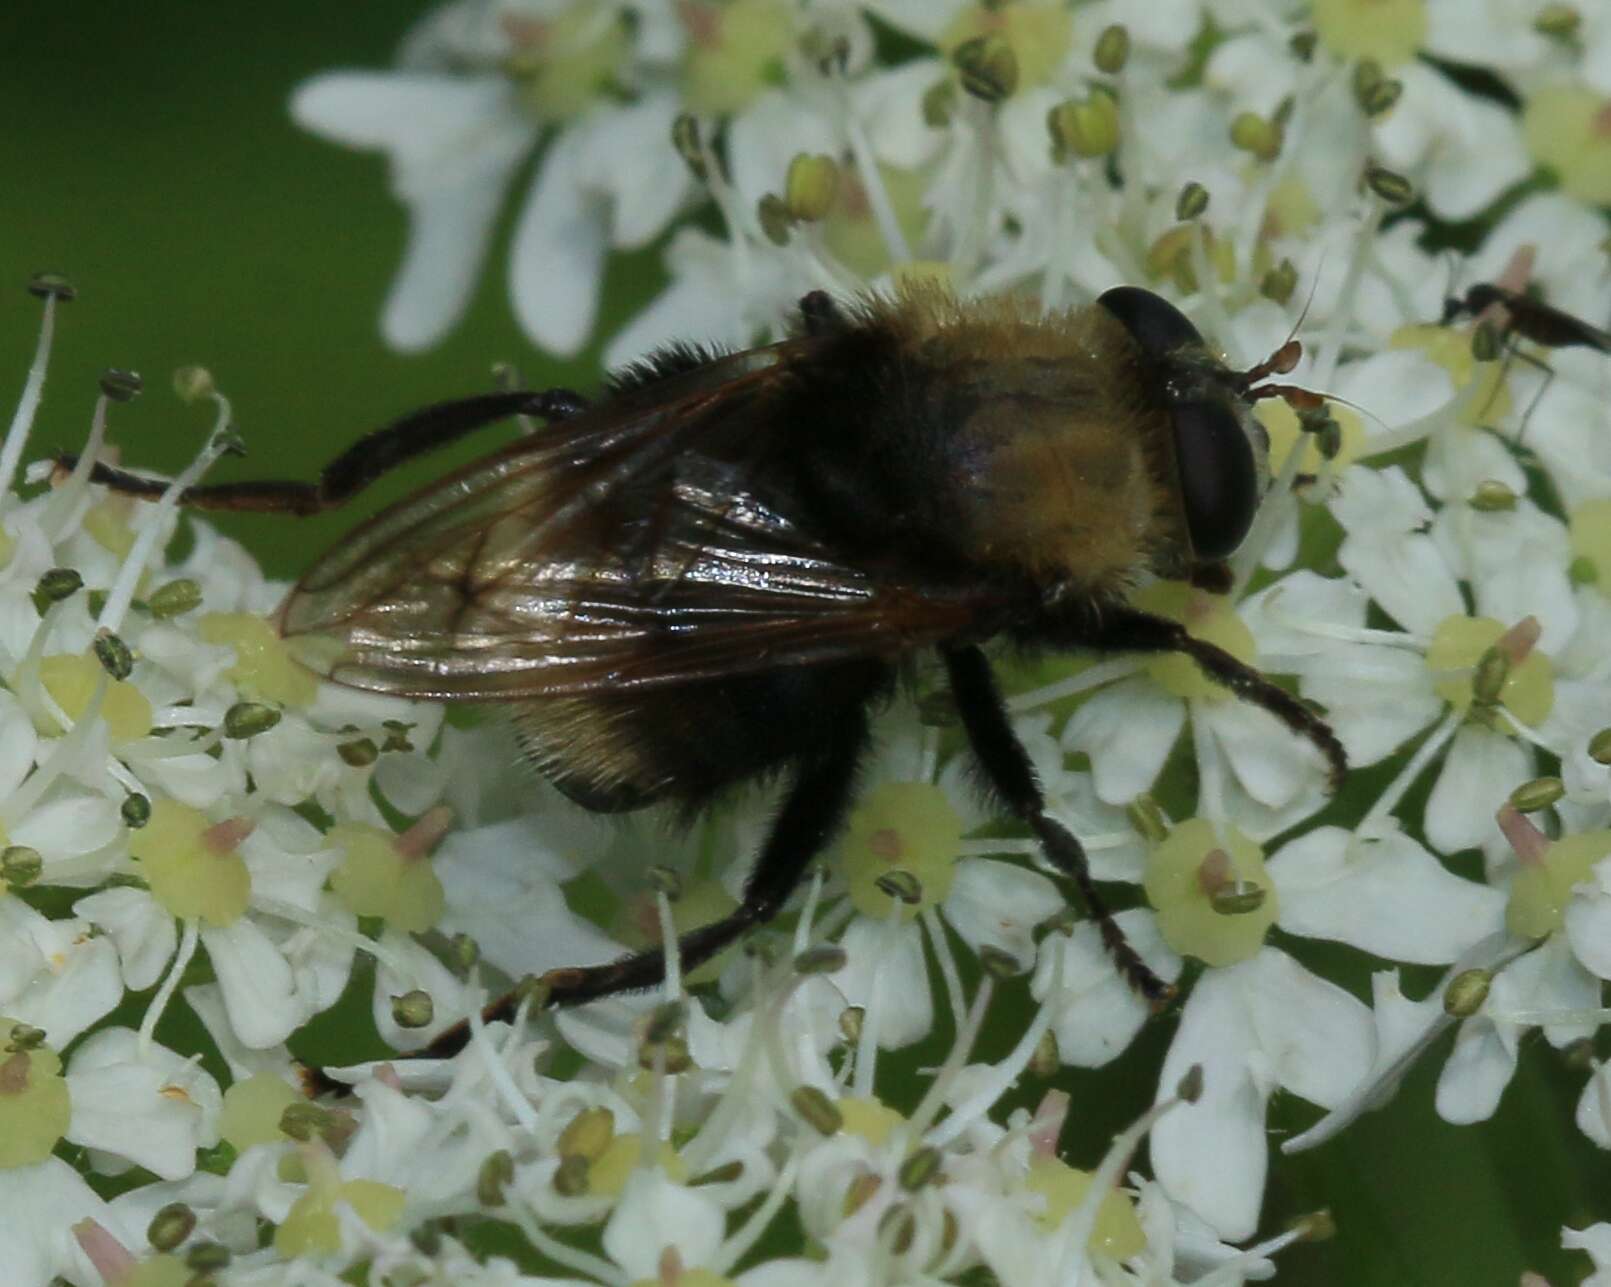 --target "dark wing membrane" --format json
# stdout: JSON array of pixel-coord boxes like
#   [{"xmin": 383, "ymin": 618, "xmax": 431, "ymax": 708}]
[{"xmin": 279, "ymin": 344, "xmax": 986, "ymax": 700}]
